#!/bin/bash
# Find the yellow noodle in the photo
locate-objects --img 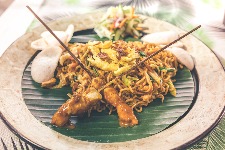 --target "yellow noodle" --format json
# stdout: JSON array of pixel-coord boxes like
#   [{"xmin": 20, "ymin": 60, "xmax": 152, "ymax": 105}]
[{"xmin": 53, "ymin": 41, "xmax": 180, "ymax": 116}]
